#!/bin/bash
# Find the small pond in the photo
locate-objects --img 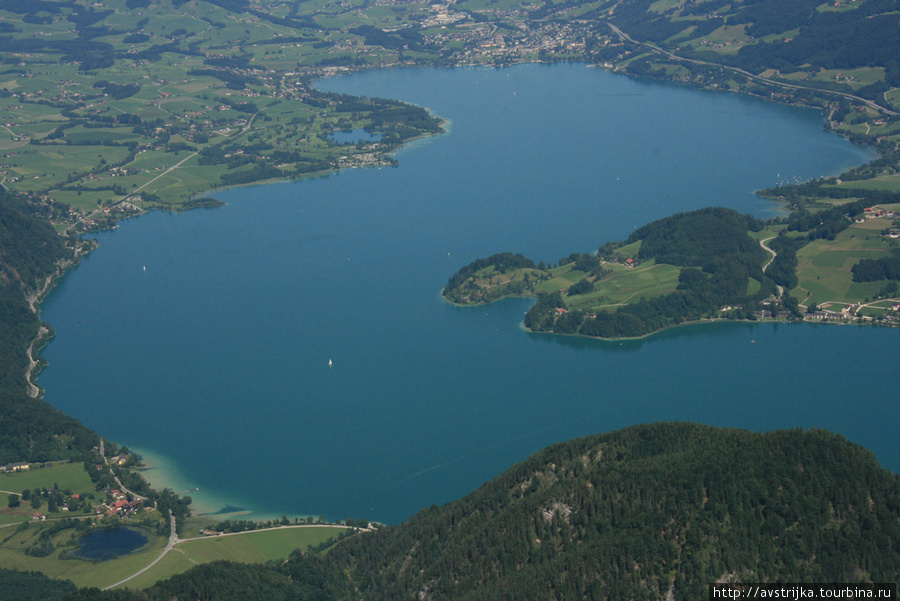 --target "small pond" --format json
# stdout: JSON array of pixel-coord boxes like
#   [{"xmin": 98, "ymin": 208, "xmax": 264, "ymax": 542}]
[
  {"xmin": 74, "ymin": 527, "xmax": 148, "ymax": 561},
  {"xmin": 329, "ymin": 128, "xmax": 382, "ymax": 144}
]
